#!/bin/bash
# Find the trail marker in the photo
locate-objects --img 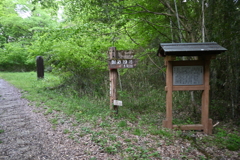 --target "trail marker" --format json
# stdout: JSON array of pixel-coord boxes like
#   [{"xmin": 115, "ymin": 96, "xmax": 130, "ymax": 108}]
[
  {"xmin": 108, "ymin": 47, "xmax": 138, "ymax": 114},
  {"xmin": 36, "ymin": 56, "xmax": 44, "ymax": 79}
]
